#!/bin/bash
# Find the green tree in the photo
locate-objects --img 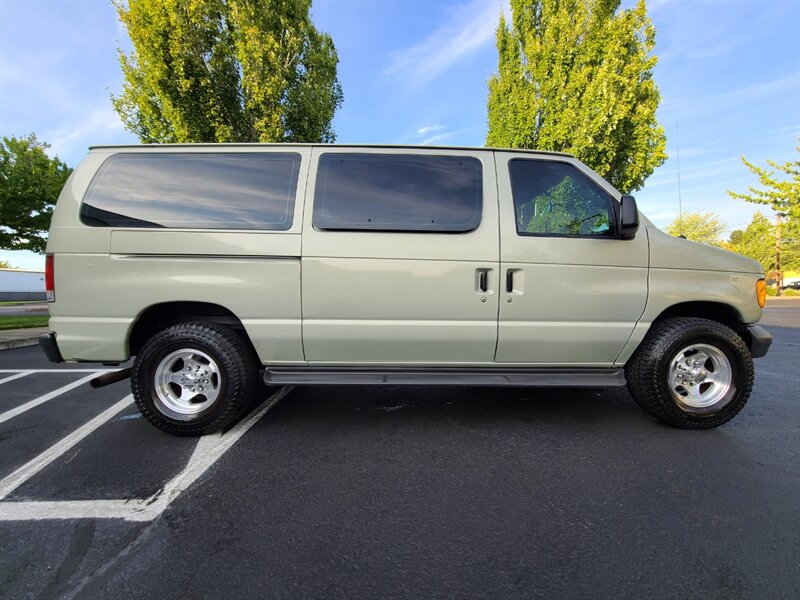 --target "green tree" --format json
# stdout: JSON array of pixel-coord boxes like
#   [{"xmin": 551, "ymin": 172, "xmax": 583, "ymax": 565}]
[
  {"xmin": 0, "ymin": 260, "xmax": 13, "ymax": 269},
  {"xmin": 727, "ymin": 145, "xmax": 800, "ymax": 289},
  {"xmin": 731, "ymin": 213, "xmax": 775, "ymax": 273},
  {"xmin": 0, "ymin": 134, "xmax": 72, "ymax": 254},
  {"xmin": 112, "ymin": 0, "xmax": 343, "ymax": 144},
  {"xmin": 486, "ymin": 0, "xmax": 667, "ymax": 192},
  {"xmin": 727, "ymin": 145, "xmax": 800, "ymax": 229},
  {"xmin": 727, "ymin": 213, "xmax": 799, "ymax": 275},
  {"xmin": 665, "ymin": 212, "xmax": 726, "ymax": 246}
]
